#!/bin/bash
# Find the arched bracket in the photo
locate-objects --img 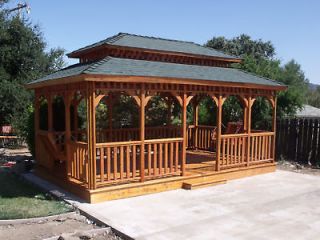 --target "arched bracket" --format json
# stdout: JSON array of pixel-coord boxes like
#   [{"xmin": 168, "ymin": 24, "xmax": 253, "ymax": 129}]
[
  {"xmin": 211, "ymin": 95, "xmax": 226, "ymax": 107},
  {"xmin": 266, "ymin": 96, "xmax": 276, "ymax": 109}
]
